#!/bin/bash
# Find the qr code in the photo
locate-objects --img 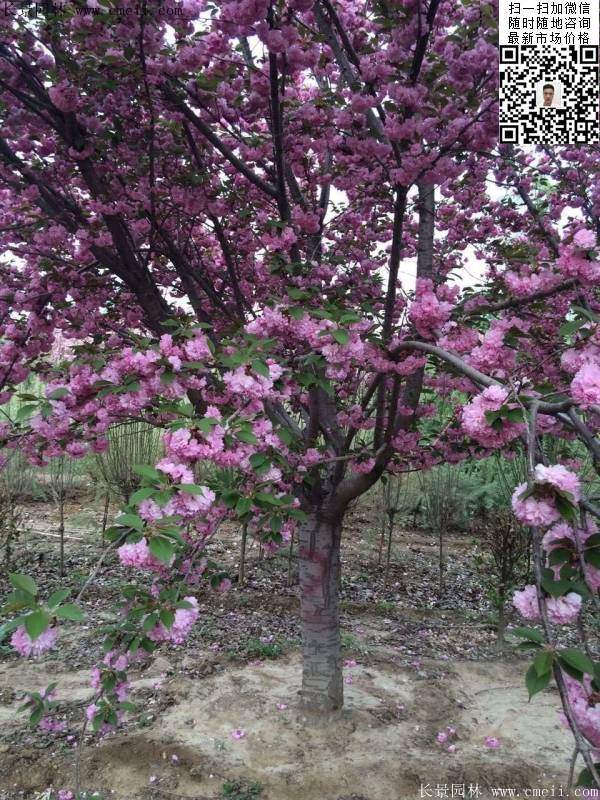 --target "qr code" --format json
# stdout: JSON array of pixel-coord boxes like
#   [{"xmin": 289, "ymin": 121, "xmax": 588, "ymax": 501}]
[{"xmin": 500, "ymin": 45, "xmax": 599, "ymax": 144}]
